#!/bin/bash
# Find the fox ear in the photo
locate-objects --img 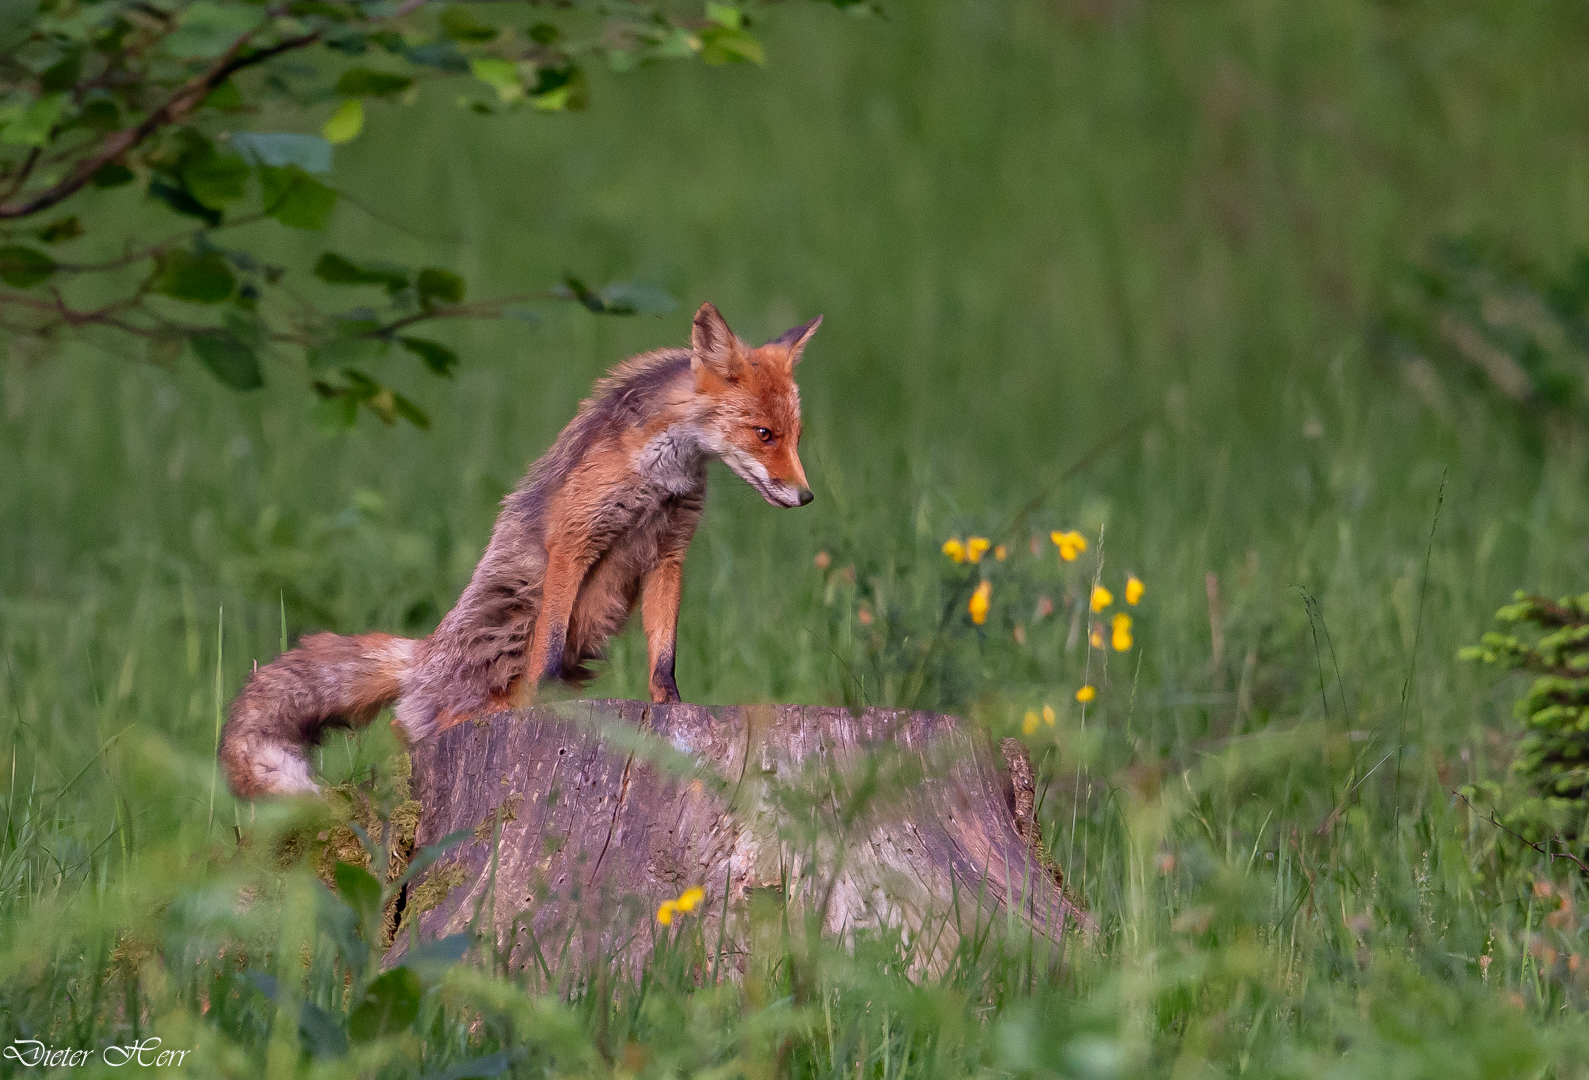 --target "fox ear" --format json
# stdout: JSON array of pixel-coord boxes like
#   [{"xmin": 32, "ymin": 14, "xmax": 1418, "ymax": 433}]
[
  {"xmin": 691, "ymin": 302, "xmax": 744, "ymax": 380},
  {"xmin": 770, "ymin": 314, "xmax": 823, "ymax": 364}
]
